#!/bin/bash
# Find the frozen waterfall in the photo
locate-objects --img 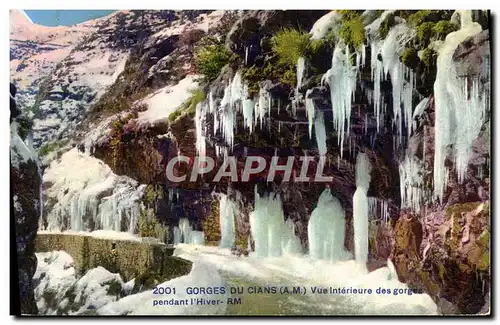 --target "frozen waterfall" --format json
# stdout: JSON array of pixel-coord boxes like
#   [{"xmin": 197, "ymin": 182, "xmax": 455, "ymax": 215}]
[
  {"xmin": 307, "ymin": 189, "xmax": 349, "ymax": 261},
  {"xmin": 249, "ymin": 187, "xmax": 302, "ymax": 257},
  {"xmin": 177, "ymin": 218, "xmax": 205, "ymax": 245},
  {"xmin": 43, "ymin": 149, "xmax": 146, "ymax": 233},
  {"xmin": 219, "ymin": 194, "xmax": 237, "ymax": 249},
  {"xmin": 314, "ymin": 111, "xmax": 327, "ymax": 156},
  {"xmin": 433, "ymin": 10, "xmax": 487, "ymax": 202},
  {"xmin": 353, "ymin": 152, "xmax": 372, "ymax": 270}
]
